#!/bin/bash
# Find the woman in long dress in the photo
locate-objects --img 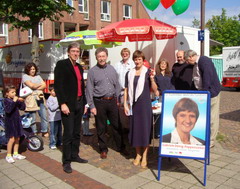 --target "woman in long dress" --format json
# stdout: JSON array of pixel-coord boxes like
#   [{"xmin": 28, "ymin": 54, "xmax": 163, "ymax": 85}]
[{"xmin": 124, "ymin": 50, "xmax": 158, "ymax": 168}]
